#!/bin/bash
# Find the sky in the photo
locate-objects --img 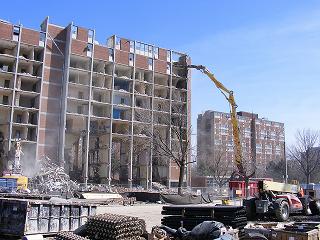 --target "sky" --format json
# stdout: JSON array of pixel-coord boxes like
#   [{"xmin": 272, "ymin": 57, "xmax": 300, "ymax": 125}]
[{"xmin": 2, "ymin": 0, "xmax": 319, "ymax": 145}]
